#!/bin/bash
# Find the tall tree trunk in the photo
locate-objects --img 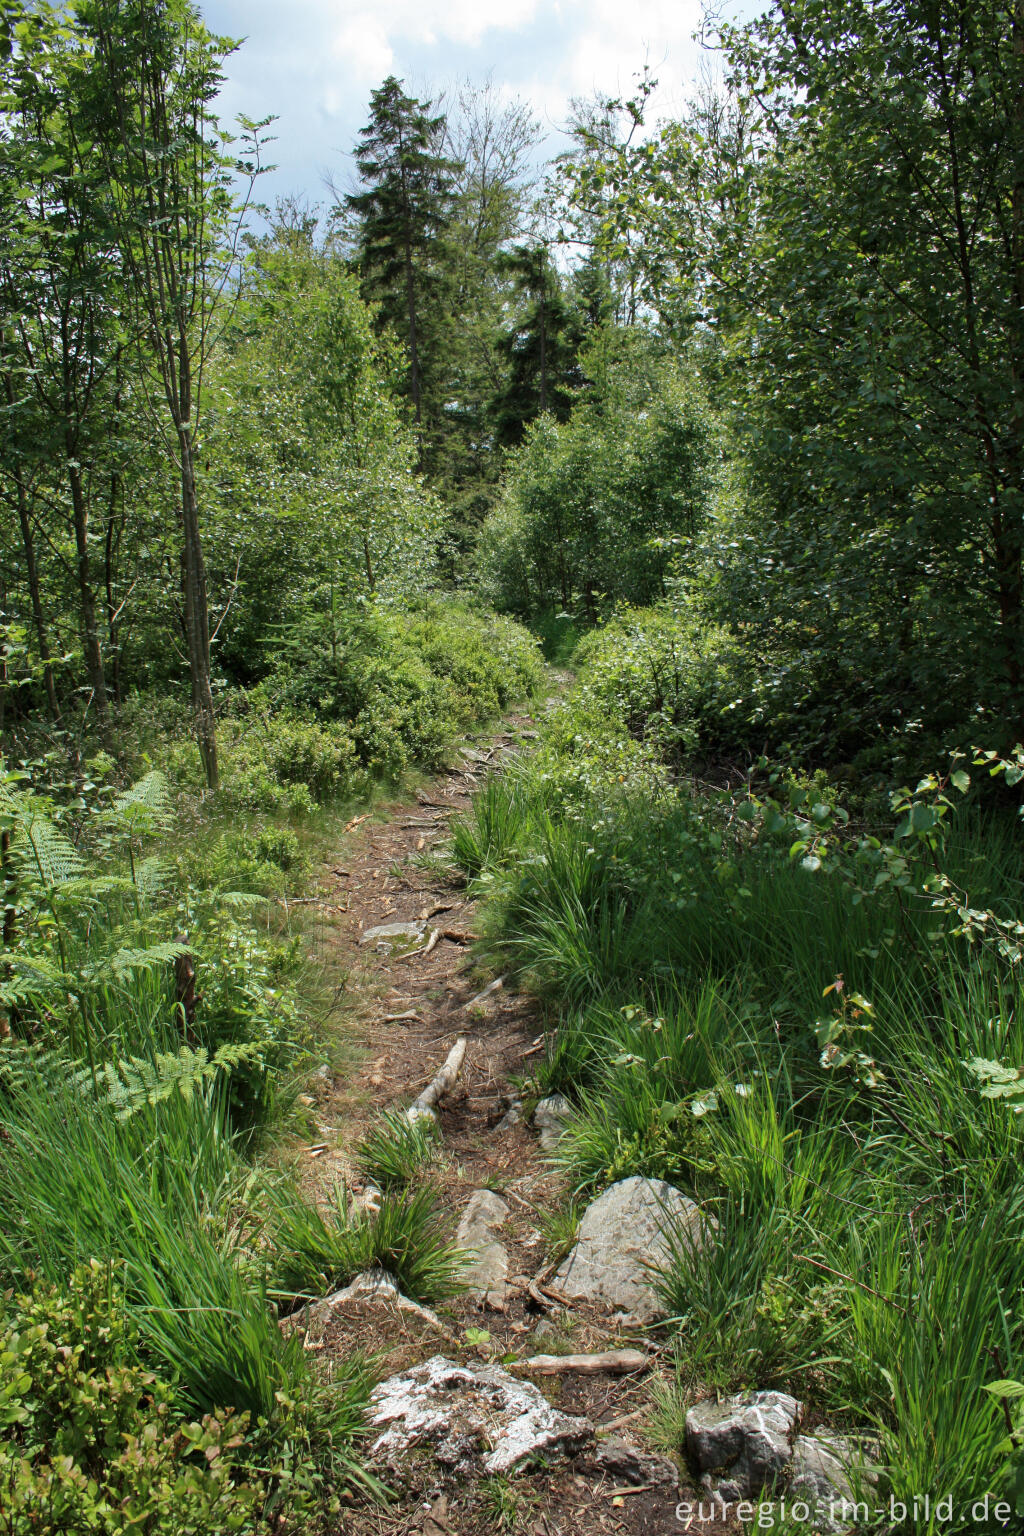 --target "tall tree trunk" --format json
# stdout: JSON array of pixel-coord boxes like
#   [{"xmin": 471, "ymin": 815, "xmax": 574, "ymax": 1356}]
[
  {"xmin": 403, "ymin": 231, "xmax": 422, "ymax": 423},
  {"xmin": 179, "ymin": 425, "xmax": 218, "ymax": 789},
  {"xmin": 538, "ymin": 288, "xmax": 548, "ymax": 414},
  {"xmin": 104, "ymin": 470, "xmax": 123, "ymax": 705},
  {"xmin": 2, "ymin": 368, "xmax": 60, "ymax": 719},
  {"xmin": 15, "ymin": 484, "xmax": 61, "ymax": 720},
  {"xmin": 67, "ymin": 455, "xmax": 110, "ymax": 733}
]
